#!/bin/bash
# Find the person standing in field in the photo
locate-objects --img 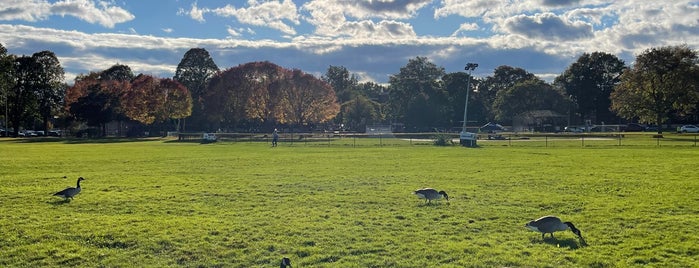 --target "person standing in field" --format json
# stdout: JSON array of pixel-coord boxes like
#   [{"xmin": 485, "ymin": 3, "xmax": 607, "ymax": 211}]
[{"xmin": 272, "ymin": 129, "xmax": 279, "ymax": 147}]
